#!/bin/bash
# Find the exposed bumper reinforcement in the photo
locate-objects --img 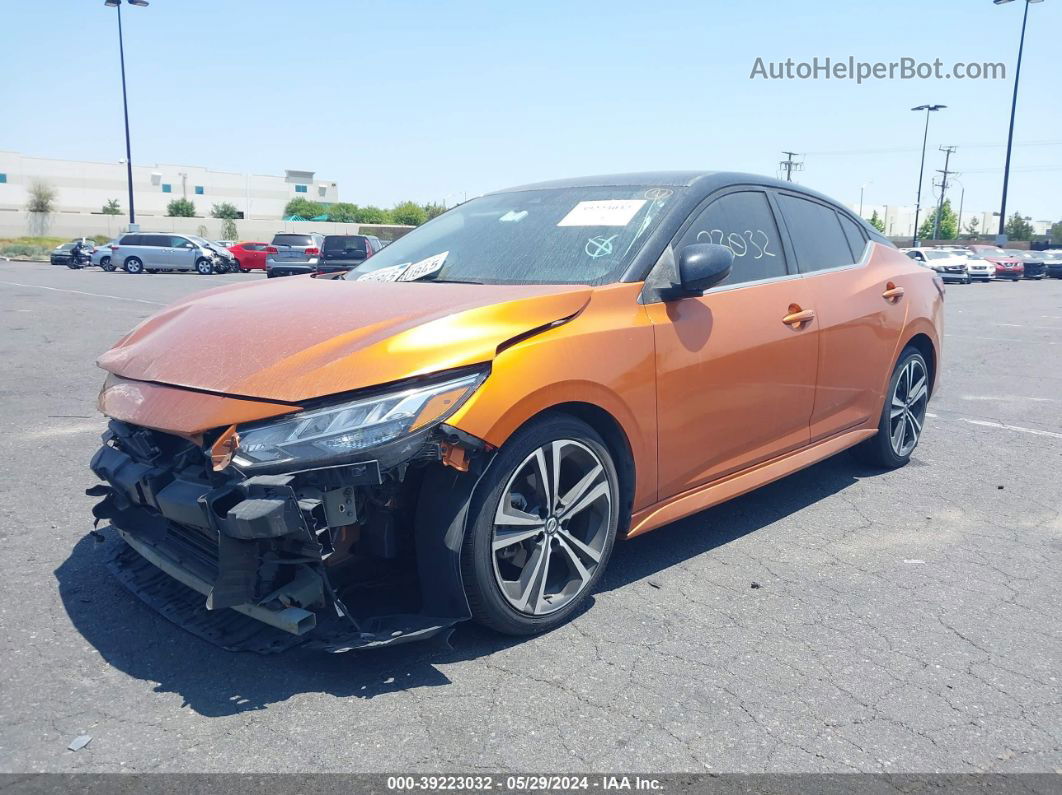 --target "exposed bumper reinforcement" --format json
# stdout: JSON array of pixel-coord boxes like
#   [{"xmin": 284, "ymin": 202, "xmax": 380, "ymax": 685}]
[{"xmin": 116, "ymin": 527, "xmax": 317, "ymax": 636}]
